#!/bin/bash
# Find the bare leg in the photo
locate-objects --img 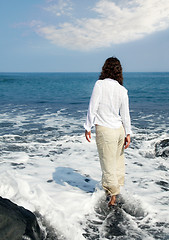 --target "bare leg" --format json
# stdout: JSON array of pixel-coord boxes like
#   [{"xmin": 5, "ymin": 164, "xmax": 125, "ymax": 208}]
[{"xmin": 108, "ymin": 195, "xmax": 116, "ymax": 206}]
